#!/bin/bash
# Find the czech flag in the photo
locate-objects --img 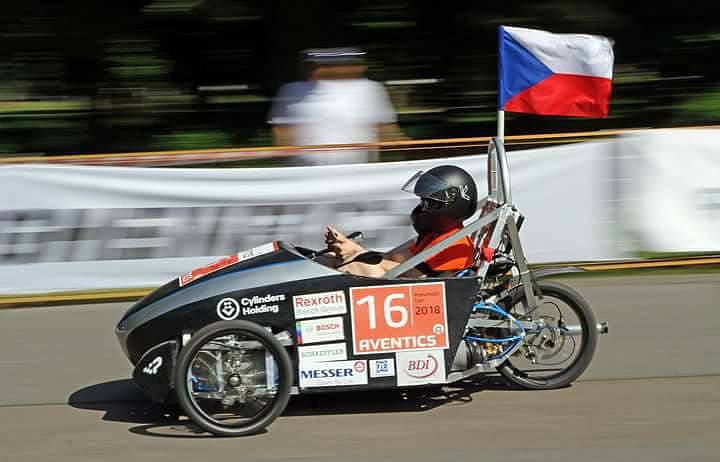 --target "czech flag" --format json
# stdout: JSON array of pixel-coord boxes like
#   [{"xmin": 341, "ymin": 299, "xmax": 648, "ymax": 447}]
[{"xmin": 499, "ymin": 26, "xmax": 614, "ymax": 118}]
